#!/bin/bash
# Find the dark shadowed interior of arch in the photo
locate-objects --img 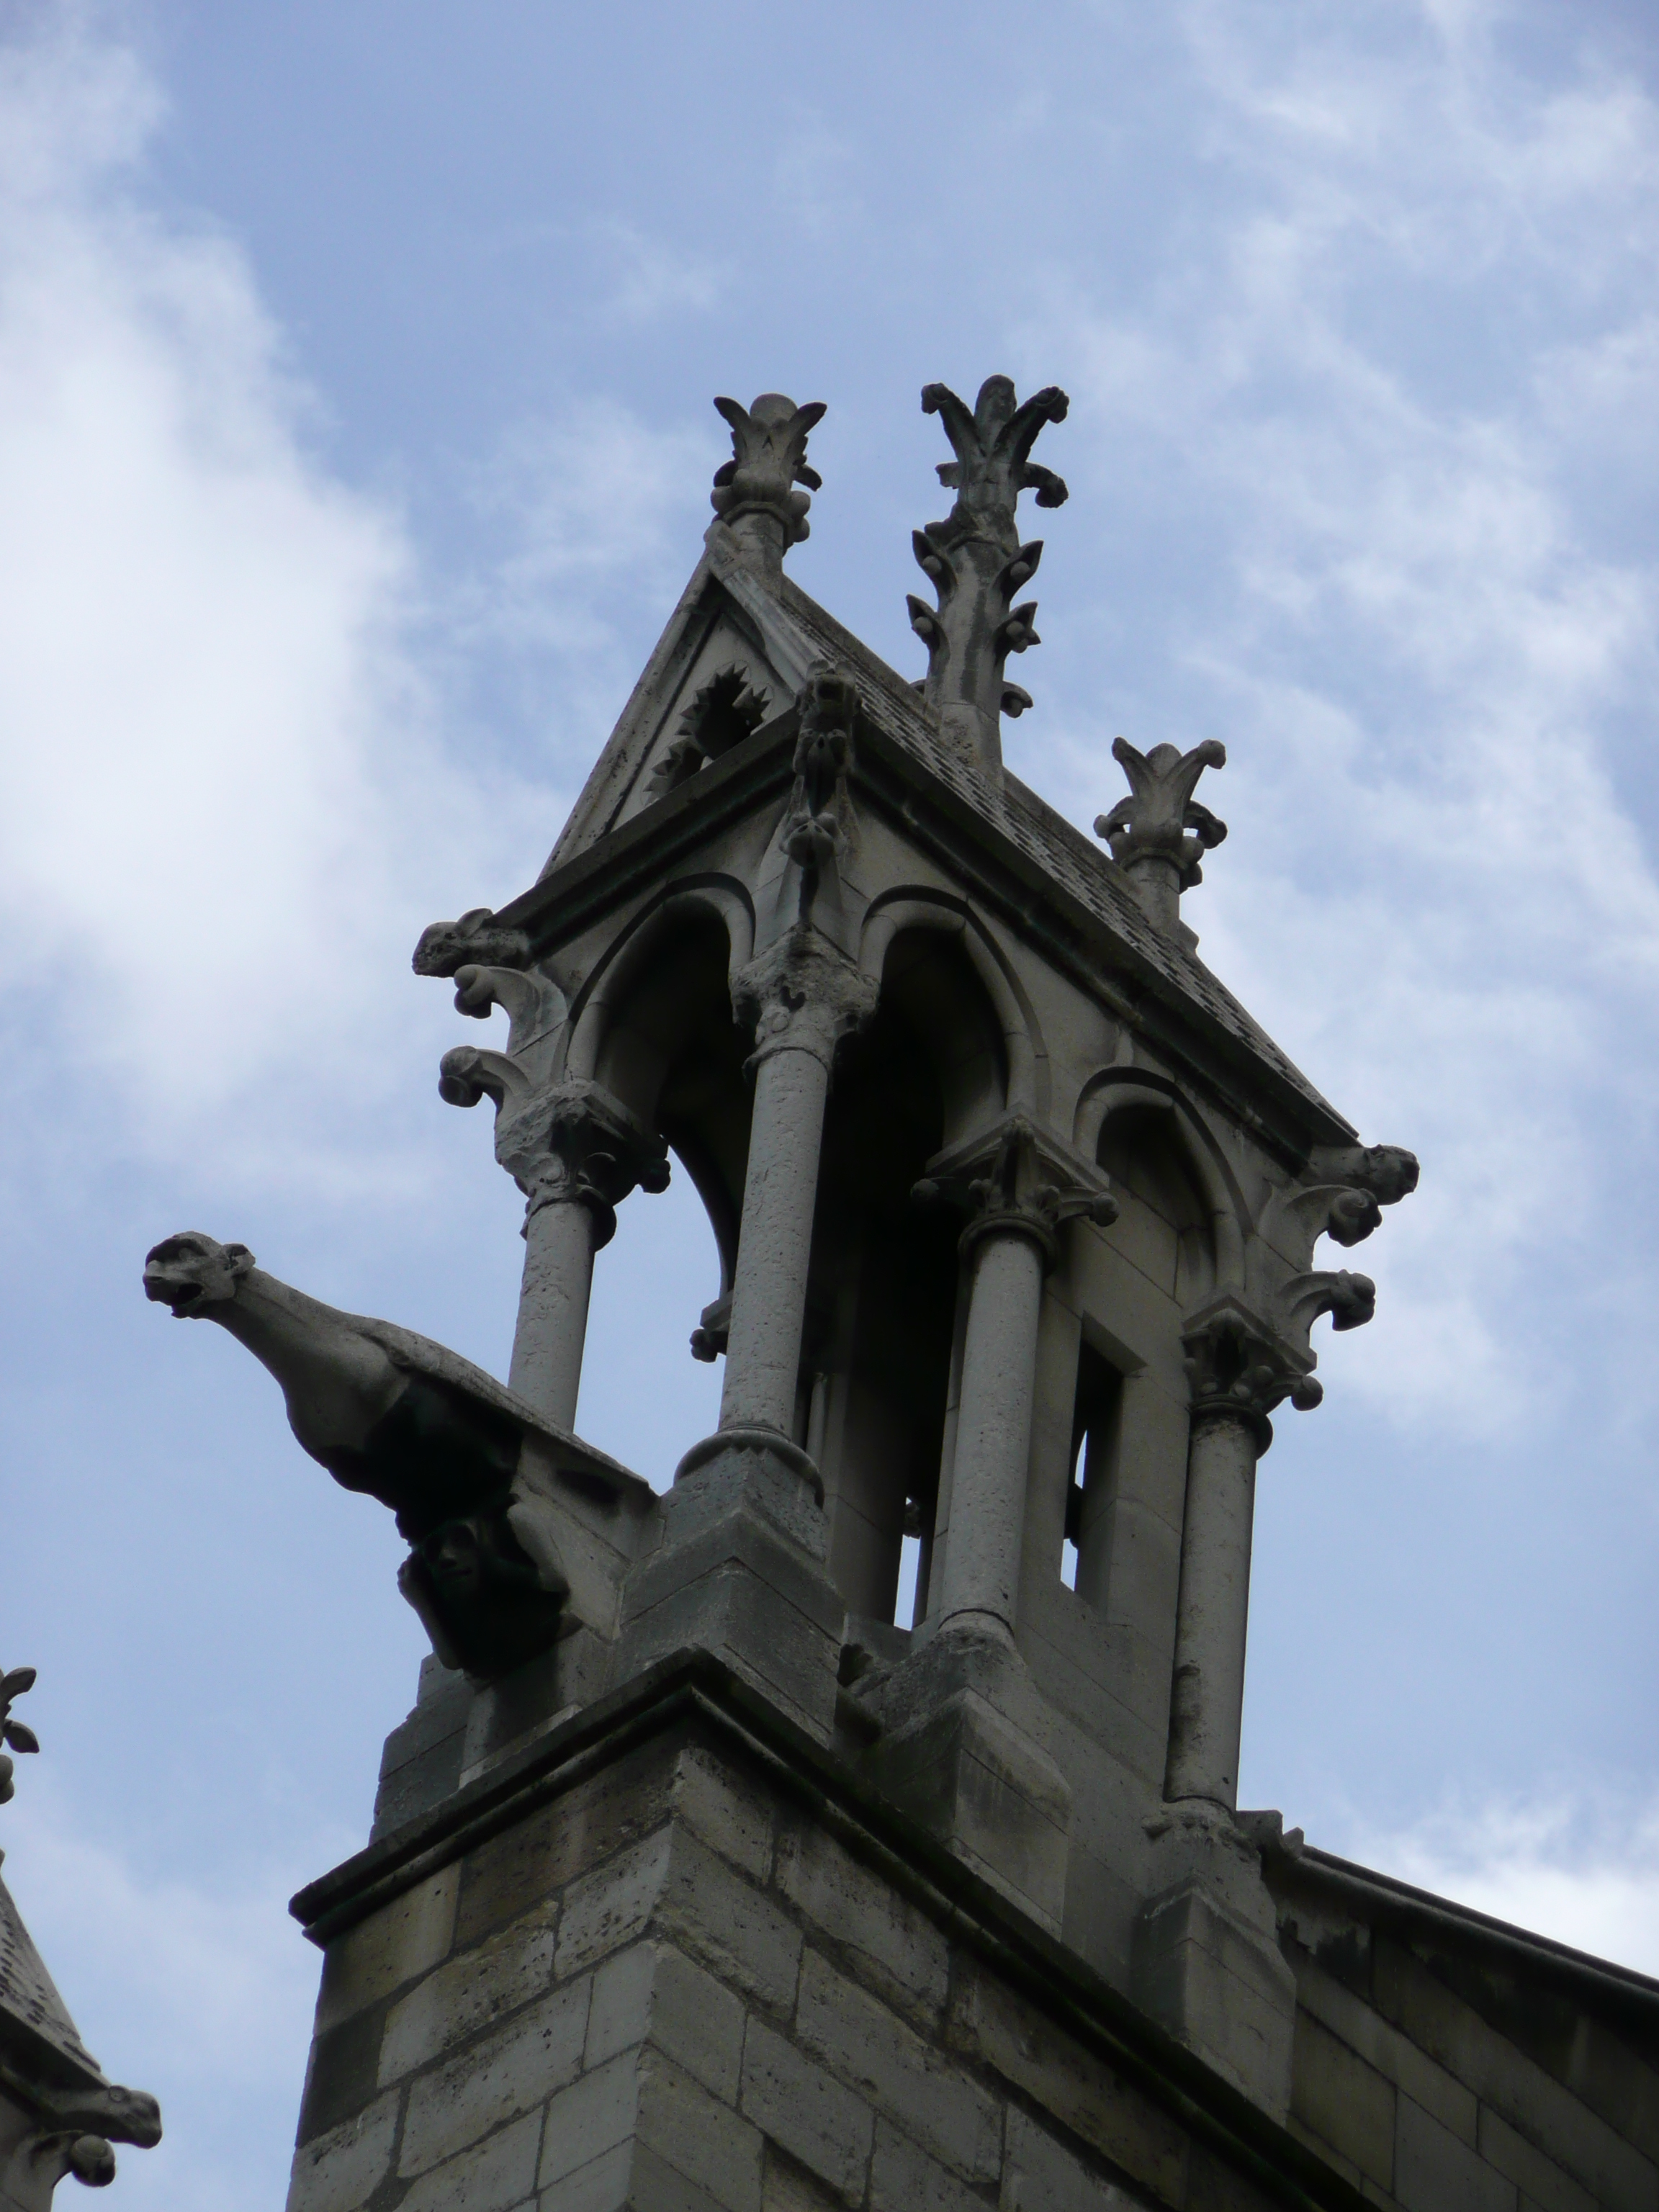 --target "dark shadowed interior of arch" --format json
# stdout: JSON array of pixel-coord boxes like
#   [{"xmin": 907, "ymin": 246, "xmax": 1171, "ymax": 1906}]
[
  {"xmin": 592, "ymin": 908, "xmax": 752, "ymax": 1313},
  {"xmin": 805, "ymin": 929, "xmax": 1009, "ymax": 1626}
]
